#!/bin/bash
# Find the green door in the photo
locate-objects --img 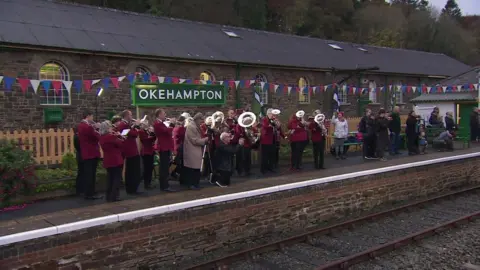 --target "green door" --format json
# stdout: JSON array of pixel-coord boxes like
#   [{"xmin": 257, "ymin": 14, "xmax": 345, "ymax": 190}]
[{"xmin": 457, "ymin": 103, "xmax": 476, "ymax": 138}]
